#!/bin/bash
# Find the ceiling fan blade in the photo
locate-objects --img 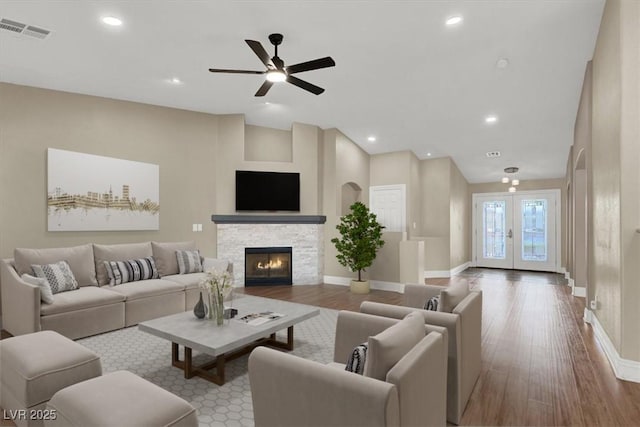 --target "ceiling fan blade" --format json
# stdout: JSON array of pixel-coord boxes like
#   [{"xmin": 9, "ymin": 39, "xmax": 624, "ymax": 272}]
[
  {"xmin": 208, "ymin": 68, "xmax": 265, "ymax": 74},
  {"xmin": 255, "ymin": 80, "xmax": 274, "ymax": 97},
  {"xmin": 286, "ymin": 75, "xmax": 325, "ymax": 95},
  {"xmin": 245, "ymin": 40, "xmax": 274, "ymax": 68},
  {"xmin": 285, "ymin": 57, "xmax": 336, "ymax": 74}
]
